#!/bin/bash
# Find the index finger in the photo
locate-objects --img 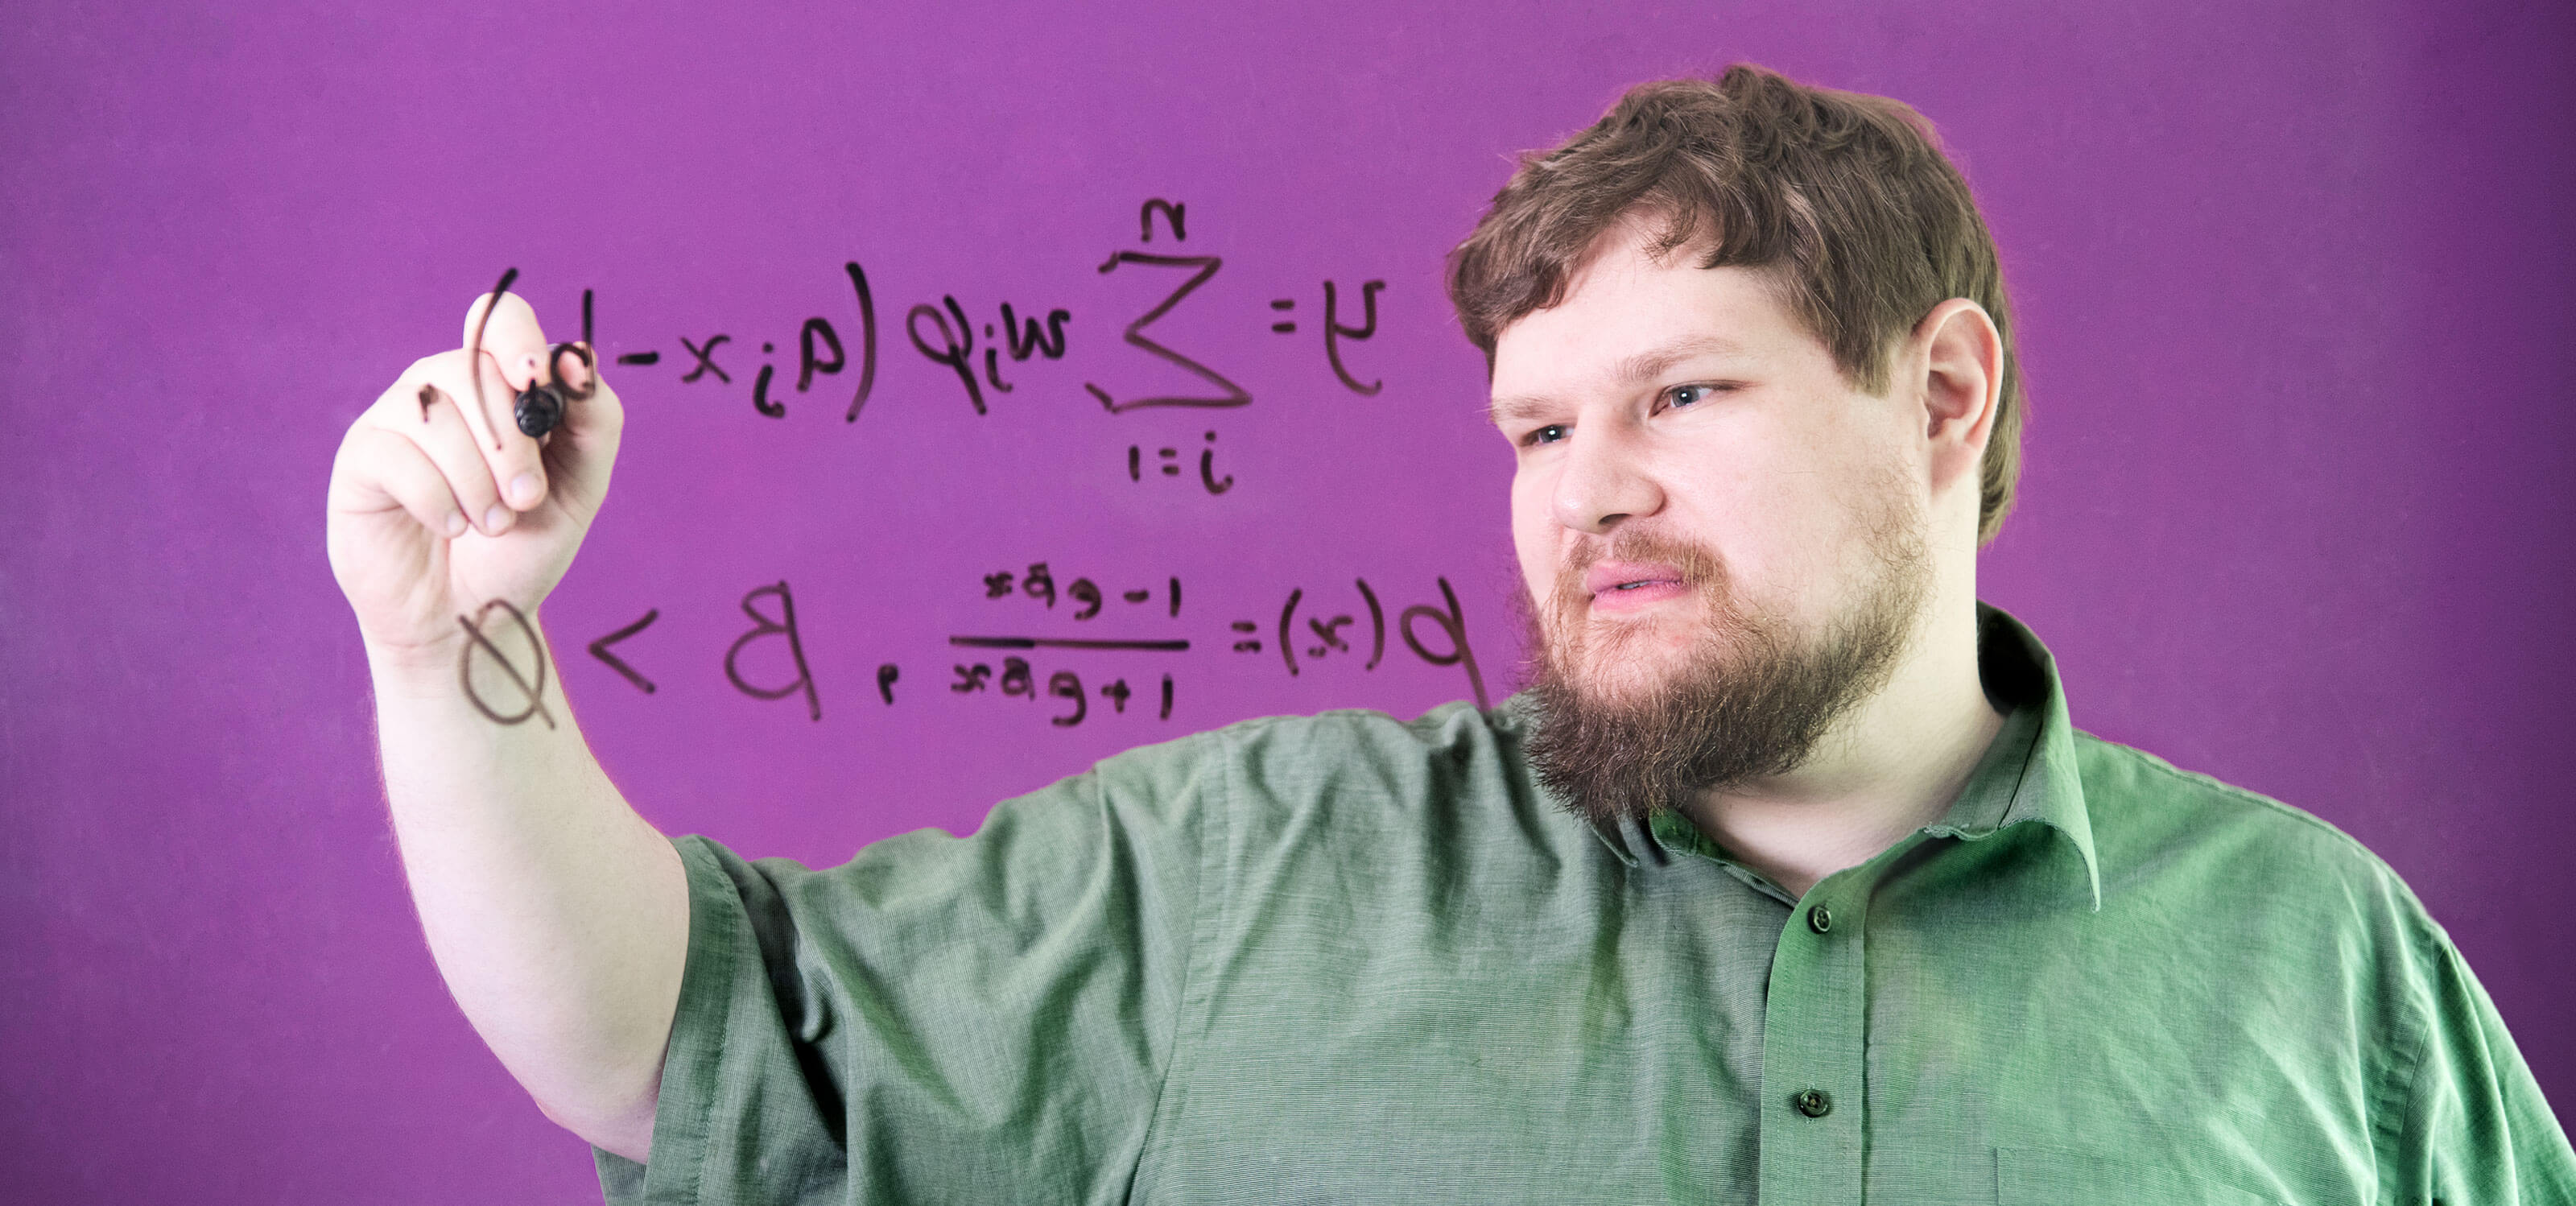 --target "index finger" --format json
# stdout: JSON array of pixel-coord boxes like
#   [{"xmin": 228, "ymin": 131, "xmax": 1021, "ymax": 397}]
[
  {"xmin": 444, "ymin": 287, "xmax": 553, "ymax": 510},
  {"xmin": 461, "ymin": 286, "xmax": 551, "ymax": 399}
]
